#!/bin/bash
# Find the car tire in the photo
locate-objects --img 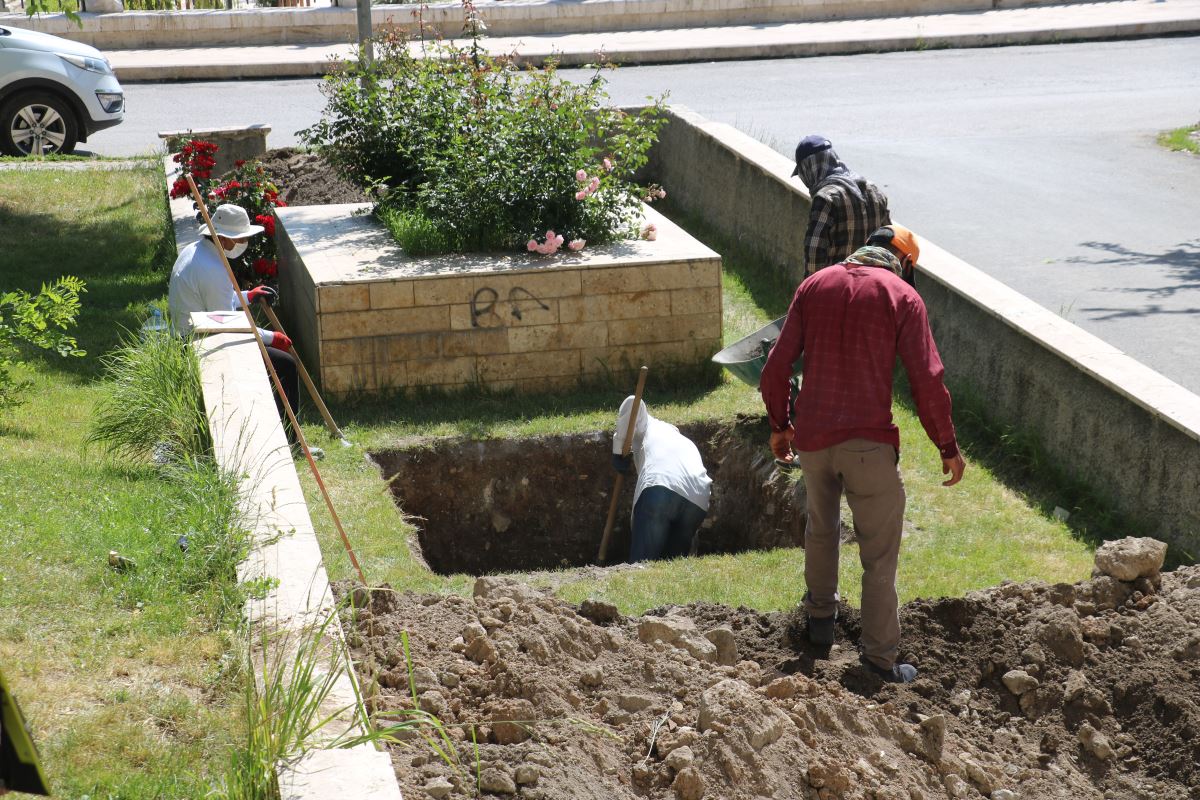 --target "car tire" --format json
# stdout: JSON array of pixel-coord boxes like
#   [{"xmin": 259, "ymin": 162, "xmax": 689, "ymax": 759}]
[{"xmin": 0, "ymin": 92, "xmax": 79, "ymax": 157}]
